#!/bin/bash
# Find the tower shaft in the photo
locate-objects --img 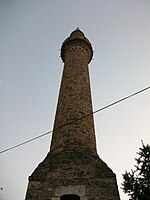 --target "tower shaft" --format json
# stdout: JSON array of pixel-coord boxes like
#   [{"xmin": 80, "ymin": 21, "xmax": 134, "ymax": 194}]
[{"xmin": 51, "ymin": 29, "xmax": 96, "ymax": 153}]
